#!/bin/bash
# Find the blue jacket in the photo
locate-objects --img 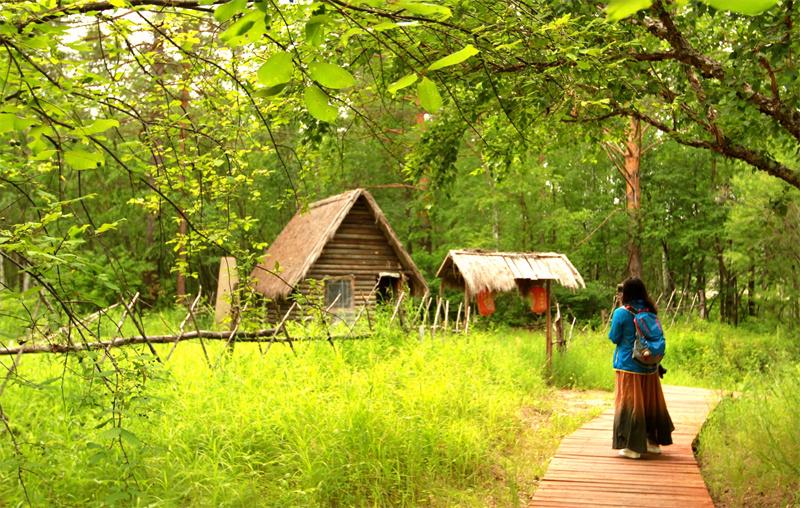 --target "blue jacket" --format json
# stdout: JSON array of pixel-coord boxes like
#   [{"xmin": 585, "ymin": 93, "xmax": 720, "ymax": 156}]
[{"xmin": 608, "ymin": 300, "xmax": 658, "ymax": 374}]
